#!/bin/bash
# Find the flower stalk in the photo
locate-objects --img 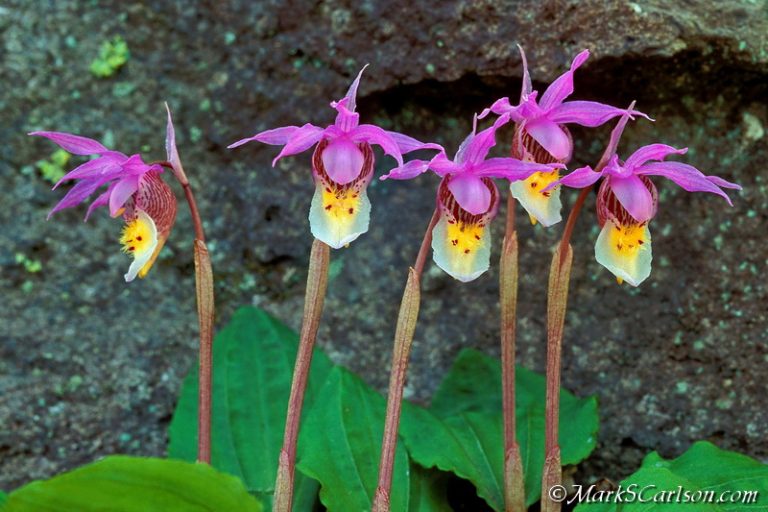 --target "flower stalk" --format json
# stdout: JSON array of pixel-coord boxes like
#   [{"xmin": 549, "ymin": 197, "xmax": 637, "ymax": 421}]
[
  {"xmin": 539, "ymin": 108, "xmax": 632, "ymax": 511},
  {"xmin": 274, "ymin": 238, "xmax": 330, "ymax": 512},
  {"xmin": 540, "ymin": 221, "xmax": 575, "ymax": 512},
  {"xmin": 163, "ymin": 105, "xmax": 215, "ymax": 464},
  {"xmin": 372, "ymin": 208, "xmax": 439, "ymax": 512},
  {"xmin": 500, "ymin": 193, "xmax": 525, "ymax": 512}
]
